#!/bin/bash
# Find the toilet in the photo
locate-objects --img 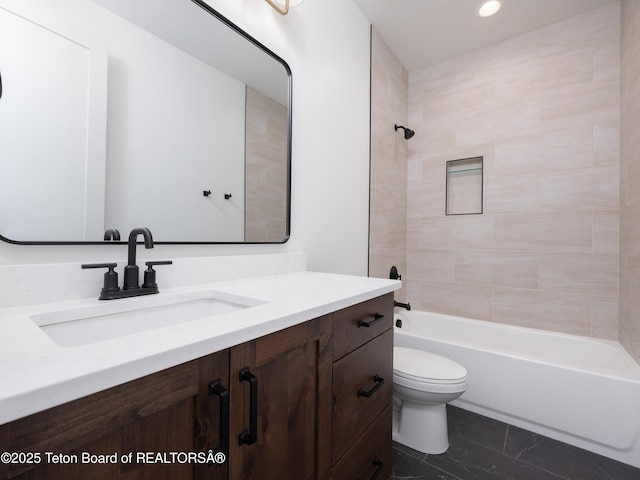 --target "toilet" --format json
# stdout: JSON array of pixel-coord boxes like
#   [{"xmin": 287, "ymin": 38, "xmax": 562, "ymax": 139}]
[{"xmin": 393, "ymin": 346, "xmax": 468, "ymax": 454}]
